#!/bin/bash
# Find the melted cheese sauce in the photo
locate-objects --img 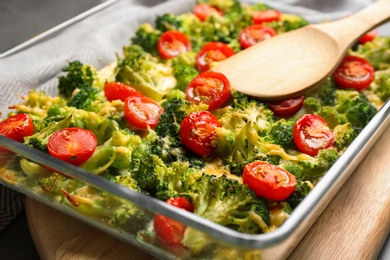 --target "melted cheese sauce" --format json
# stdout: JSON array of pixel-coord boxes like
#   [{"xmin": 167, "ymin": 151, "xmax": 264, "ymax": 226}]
[{"xmin": 205, "ymin": 159, "xmax": 242, "ymax": 183}]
